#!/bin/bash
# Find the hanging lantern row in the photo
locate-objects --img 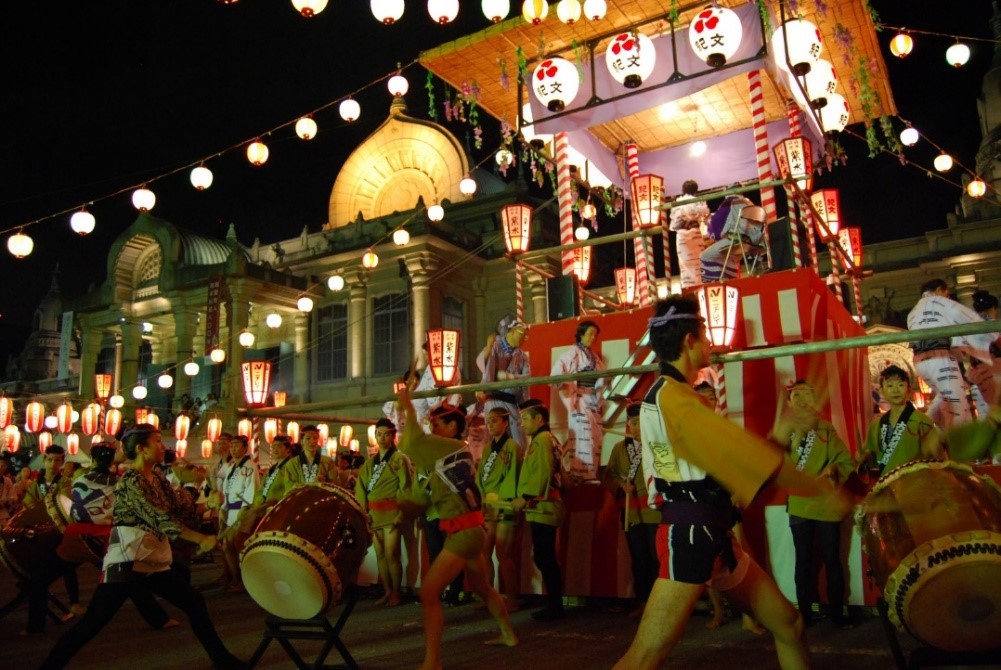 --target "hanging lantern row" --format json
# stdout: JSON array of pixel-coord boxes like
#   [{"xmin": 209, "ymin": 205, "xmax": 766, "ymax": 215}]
[{"xmin": 888, "ymin": 31, "xmax": 971, "ymax": 67}]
